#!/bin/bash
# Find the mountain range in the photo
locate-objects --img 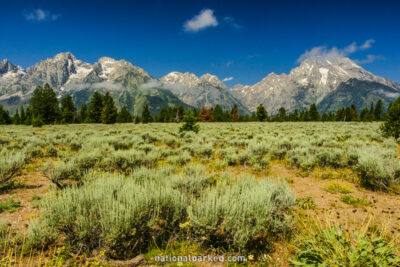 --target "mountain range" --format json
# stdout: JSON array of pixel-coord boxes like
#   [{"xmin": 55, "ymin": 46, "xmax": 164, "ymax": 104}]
[{"xmin": 1, "ymin": 52, "xmax": 399, "ymax": 115}]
